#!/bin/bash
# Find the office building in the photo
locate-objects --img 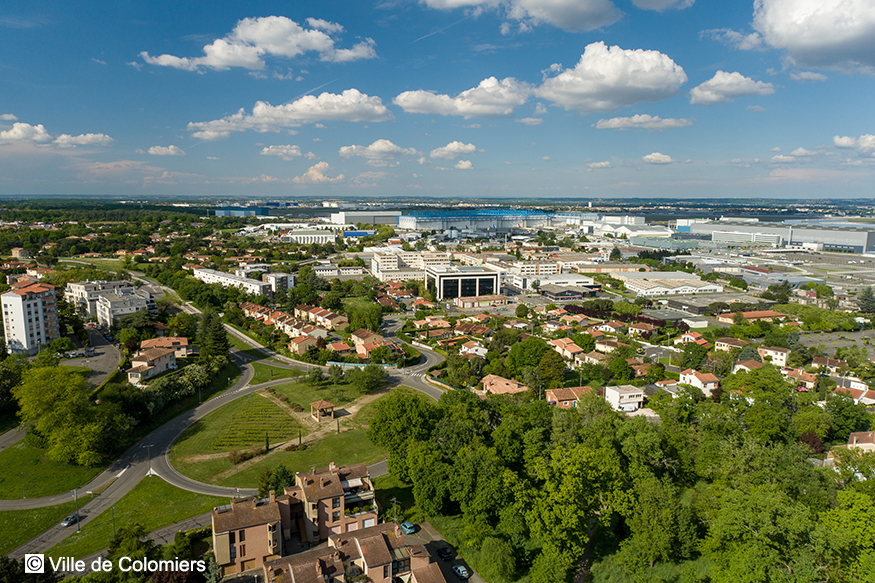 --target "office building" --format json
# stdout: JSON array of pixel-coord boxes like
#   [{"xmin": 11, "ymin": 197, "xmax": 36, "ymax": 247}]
[
  {"xmin": 215, "ymin": 207, "xmax": 269, "ymax": 217},
  {"xmin": 370, "ymin": 252, "xmax": 450, "ymax": 282},
  {"xmin": 425, "ymin": 266, "xmax": 499, "ymax": 301},
  {"xmin": 279, "ymin": 230, "xmax": 336, "ymax": 245},
  {"xmin": 397, "ymin": 209, "xmax": 549, "ymax": 231},
  {"xmin": 1, "ymin": 281, "xmax": 60, "ymax": 355},
  {"xmin": 329, "ymin": 211, "xmax": 401, "ymax": 225}
]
